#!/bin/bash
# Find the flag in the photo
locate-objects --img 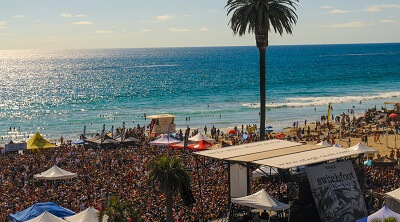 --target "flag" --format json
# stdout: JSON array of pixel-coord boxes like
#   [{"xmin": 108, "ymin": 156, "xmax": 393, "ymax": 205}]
[
  {"xmin": 327, "ymin": 103, "xmax": 331, "ymax": 122},
  {"xmin": 111, "ymin": 125, "xmax": 114, "ymax": 139},
  {"xmin": 101, "ymin": 124, "xmax": 105, "ymax": 143},
  {"xmin": 121, "ymin": 121, "xmax": 126, "ymax": 142},
  {"xmin": 183, "ymin": 128, "xmax": 190, "ymax": 151}
]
